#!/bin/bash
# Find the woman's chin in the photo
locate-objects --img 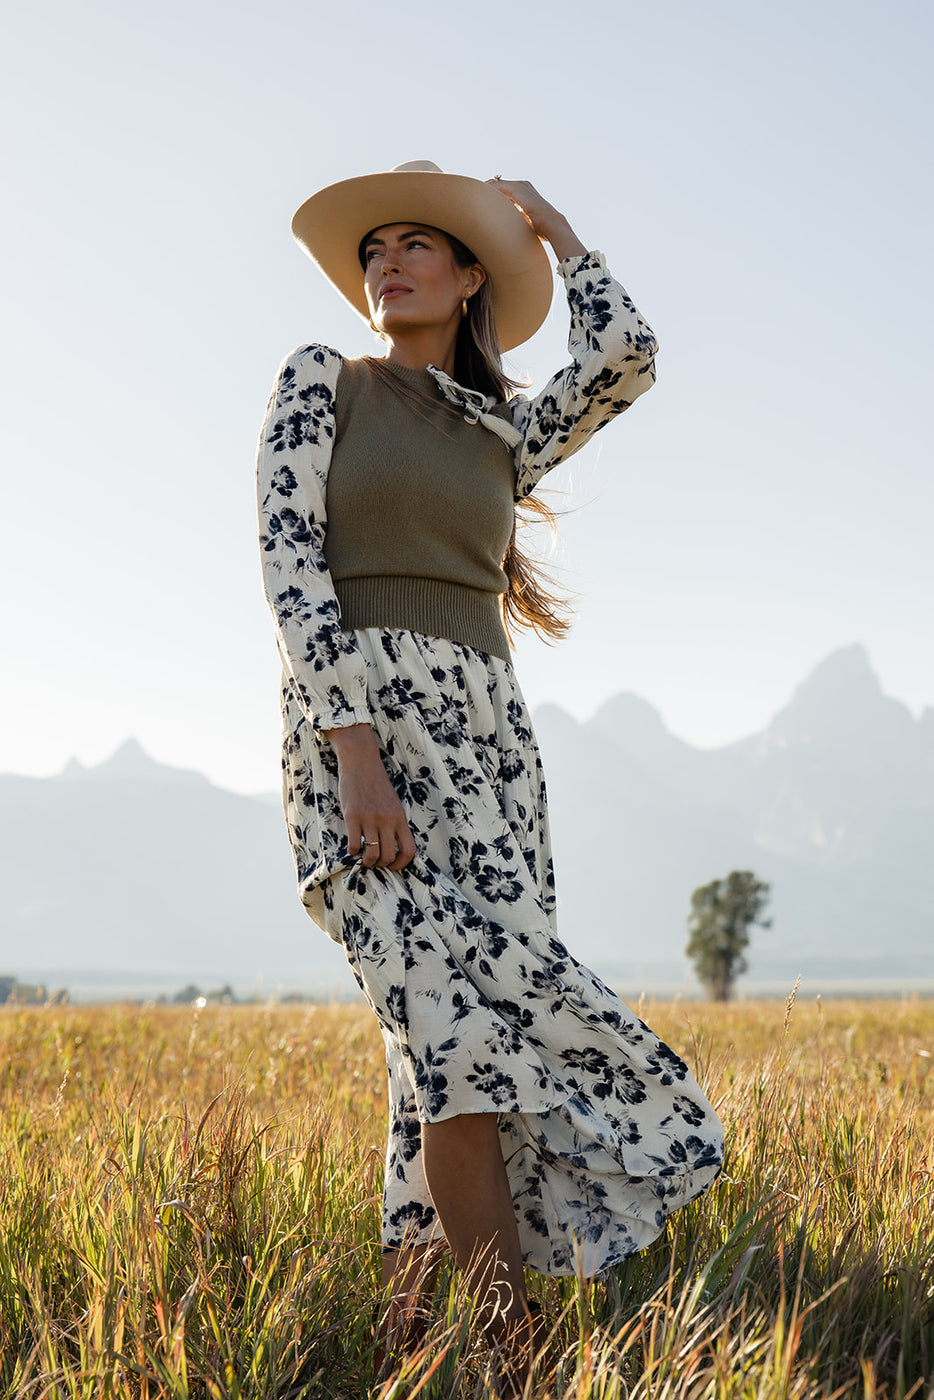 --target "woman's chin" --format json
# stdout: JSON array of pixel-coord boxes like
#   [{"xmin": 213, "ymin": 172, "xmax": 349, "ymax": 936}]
[
  {"xmin": 376, "ymin": 309, "xmax": 417, "ymax": 334},
  {"xmin": 376, "ymin": 305, "xmax": 459, "ymax": 338}
]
